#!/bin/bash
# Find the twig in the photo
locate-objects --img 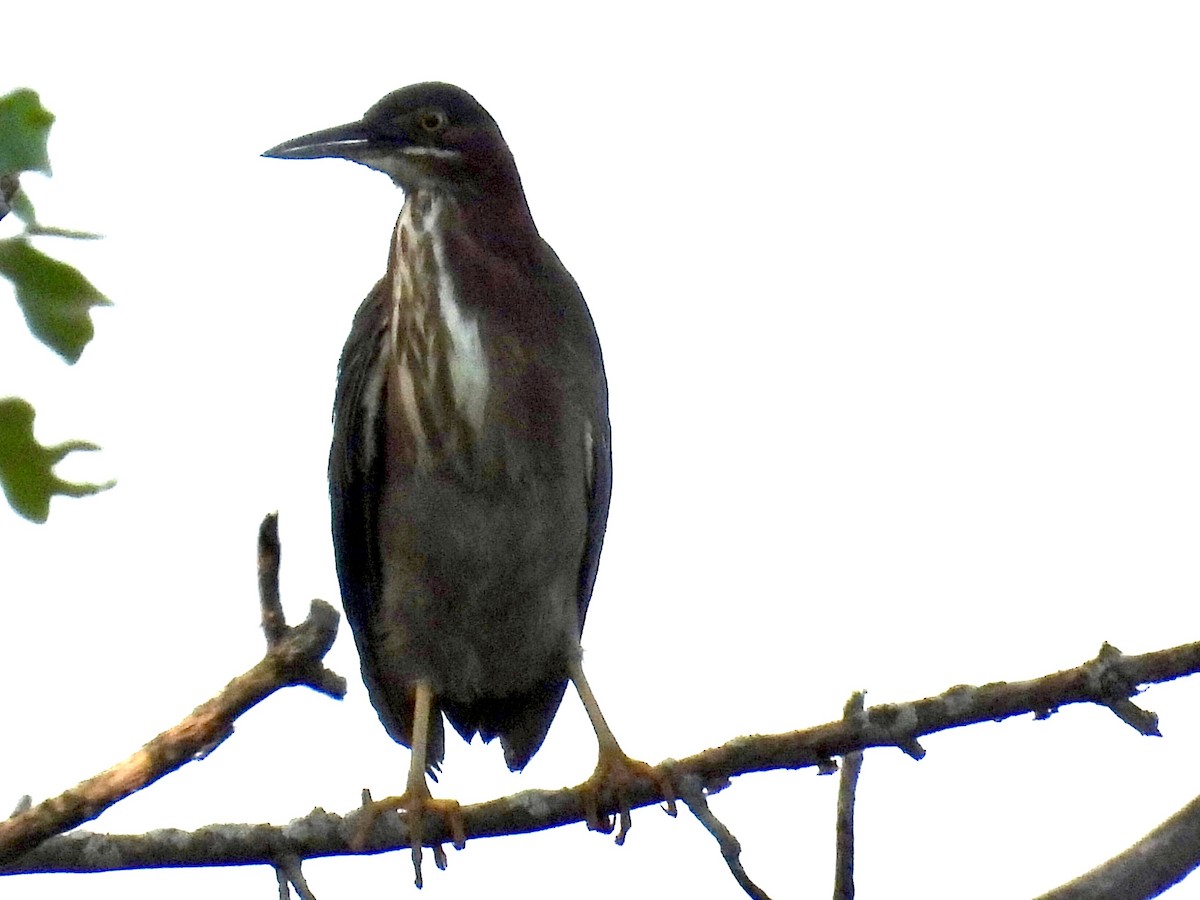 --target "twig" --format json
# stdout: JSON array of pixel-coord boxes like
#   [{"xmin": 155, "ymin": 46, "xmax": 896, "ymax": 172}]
[
  {"xmin": 1085, "ymin": 642, "xmax": 1161, "ymax": 736},
  {"xmin": 833, "ymin": 692, "xmax": 865, "ymax": 900},
  {"xmin": 259, "ymin": 512, "xmax": 287, "ymax": 646},
  {"xmin": 677, "ymin": 771, "xmax": 772, "ymax": 900},
  {"xmin": 274, "ymin": 852, "xmax": 319, "ymax": 900},
  {"xmin": 0, "ymin": 514, "xmax": 345, "ymax": 866}
]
